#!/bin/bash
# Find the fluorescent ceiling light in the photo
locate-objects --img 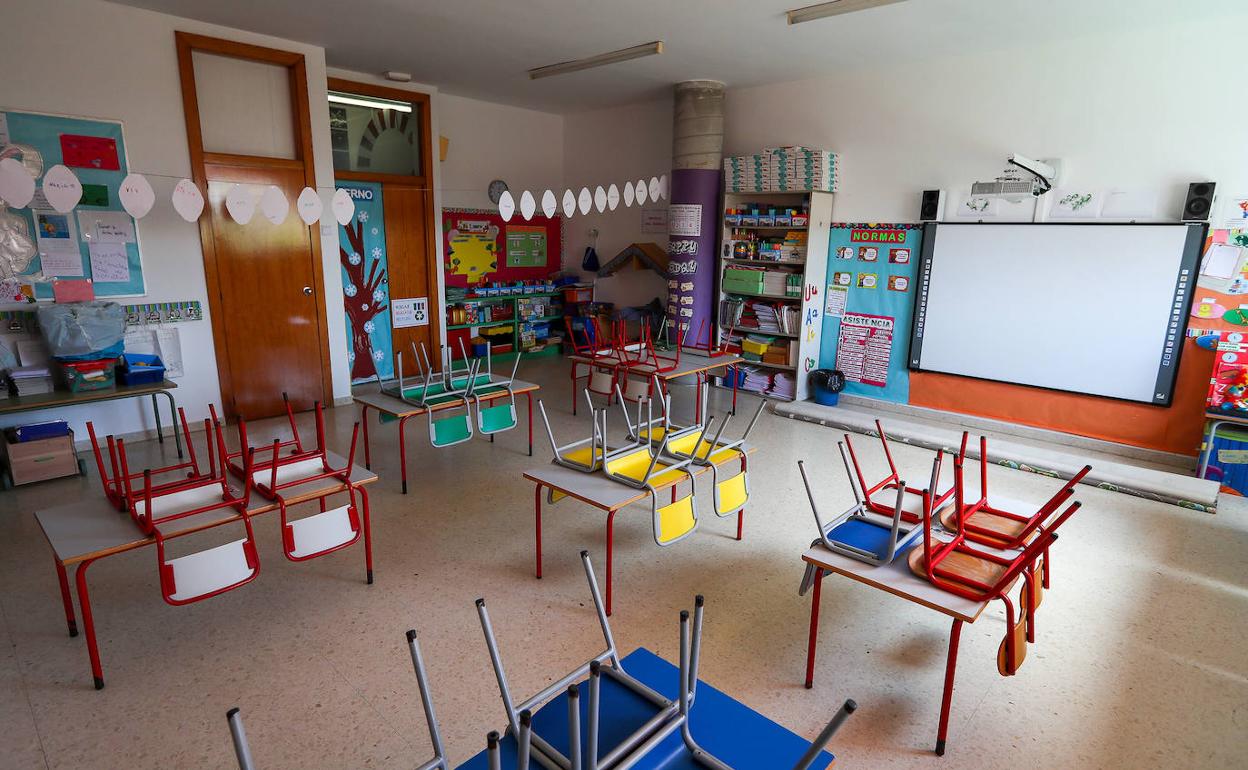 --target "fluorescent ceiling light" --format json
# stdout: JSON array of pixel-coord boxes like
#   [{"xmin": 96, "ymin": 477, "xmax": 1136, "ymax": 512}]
[
  {"xmin": 528, "ymin": 41, "xmax": 664, "ymax": 80},
  {"xmin": 327, "ymin": 92, "xmax": 412, "ymax": 113},
  {"xmin": 787, "ymin": 0, "xmax": 908, "ymax": 25}
]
